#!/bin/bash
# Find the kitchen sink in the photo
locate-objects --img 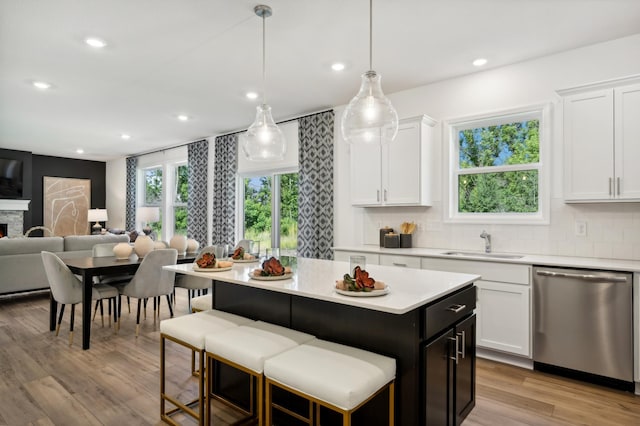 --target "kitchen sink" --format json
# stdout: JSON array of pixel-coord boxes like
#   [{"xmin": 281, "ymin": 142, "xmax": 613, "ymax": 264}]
[{"xmin": 441, "ymin": 251, "xmax": 524, "ymax": 259}]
